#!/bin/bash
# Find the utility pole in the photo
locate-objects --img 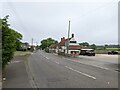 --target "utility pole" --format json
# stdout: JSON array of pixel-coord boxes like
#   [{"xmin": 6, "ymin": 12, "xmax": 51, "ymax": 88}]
[
  {"xmin": 36, "ymin": 41, "xmax": 38, "ymax": 46},
  {"xmin": 32, "ymin": 38, "xmax": 33, "ymax": 46},
  {"xmin": 67, "ymin": 20, "xmax": 71, "ymax": 54}
]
